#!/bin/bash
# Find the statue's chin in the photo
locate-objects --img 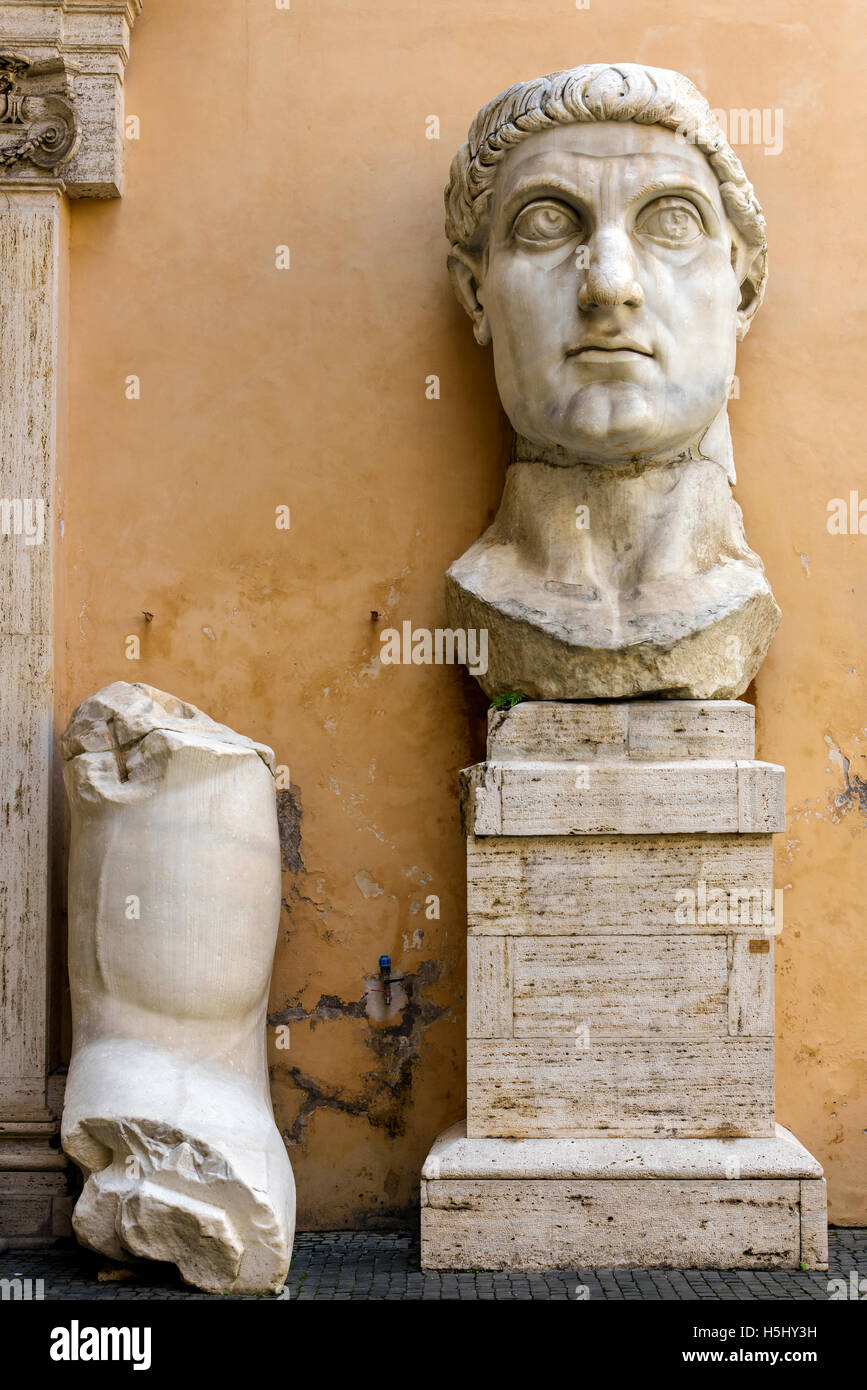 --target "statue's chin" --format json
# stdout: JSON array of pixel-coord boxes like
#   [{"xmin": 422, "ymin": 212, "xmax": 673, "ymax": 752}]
[{"xmin": 514, "ymin": 384, "xmax": 710, "ymax": 466}]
